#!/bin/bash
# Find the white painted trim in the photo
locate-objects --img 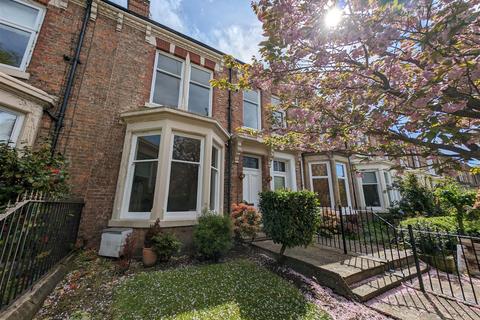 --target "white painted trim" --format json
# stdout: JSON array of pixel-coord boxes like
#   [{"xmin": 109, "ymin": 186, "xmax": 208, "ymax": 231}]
[
  {"xmin": 0, "ymin": 105, "xmax": 24, "ymax": 146},
  {"xmin": 242, "ymin": 89, "xmax": 262, "ymax": 130},
  {"xmin": 270, "ymin": 95, "xmax": 286, "ymax": 128},
  {"xmin": 357, "ymin": 170, "xmax": 384, "ymax": 210},
  {"xmin": 335, "ymin": 162, "xmax": 352, "ymax": 207},
  {"xmin": 150, "ymin": 51, "xmax": 185, "ymax": 108},
  {"xmin": 186, "ymin": 63, "xmax": 213, "ymax": 117},
  {"xmin": 270, "ymin": 151, "xmax": 297, "ymax": 191},
  {"xmin": 0, "ymin": 0, "xmax": 46, "ymax": 71},
  {"xmin": 308, "ymin": 161, "xmax": 335, "ymax": 208}
]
